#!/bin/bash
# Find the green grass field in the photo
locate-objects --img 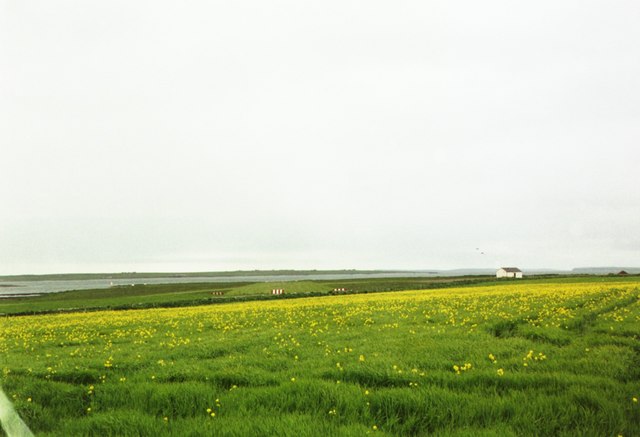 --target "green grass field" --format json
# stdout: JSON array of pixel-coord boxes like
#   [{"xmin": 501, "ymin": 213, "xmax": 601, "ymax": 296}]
[
  {"xmin": 0, "ymin": 276, "xmax": 497, "ymax": 315},
  {"xmin": 1, "ymin": 278, "xmax": 639, "ymax": 436},
  {"xmin": 3, "ymin": 275, "xmax": 637, "ymax": 317}
]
